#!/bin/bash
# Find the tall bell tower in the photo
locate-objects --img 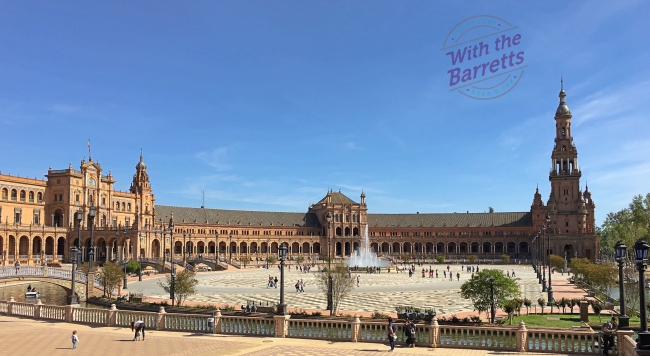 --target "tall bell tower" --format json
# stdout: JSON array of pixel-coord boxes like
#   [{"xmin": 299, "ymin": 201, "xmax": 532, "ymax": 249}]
[
  {"xmin": 546, "ymin": 80, "xmax": 596, "ymax": 259},
  {"xmin": 130, "ymin": 151, "xmax": 155, "ymax": 229}
]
